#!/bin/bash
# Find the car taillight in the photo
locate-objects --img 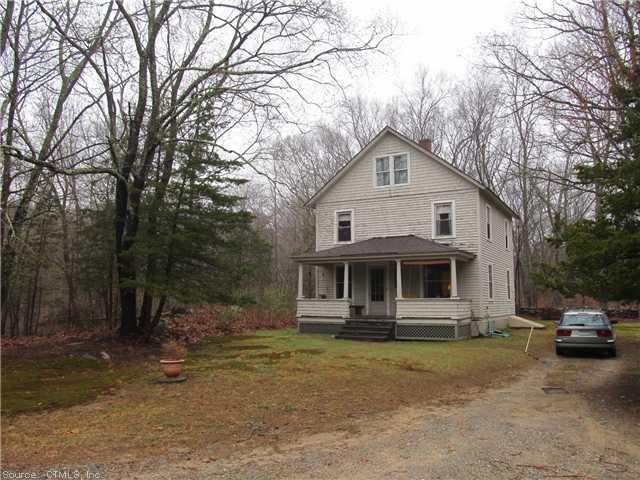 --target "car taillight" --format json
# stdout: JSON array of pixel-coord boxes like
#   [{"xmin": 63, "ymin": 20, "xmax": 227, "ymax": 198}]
[
  {"xmin": 557, "ymin": 329, "xmax": 572, "ymax": 336},
  {"xmin": 597, "ymin": 330, "xmax": 612, "ymax": 337}
]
